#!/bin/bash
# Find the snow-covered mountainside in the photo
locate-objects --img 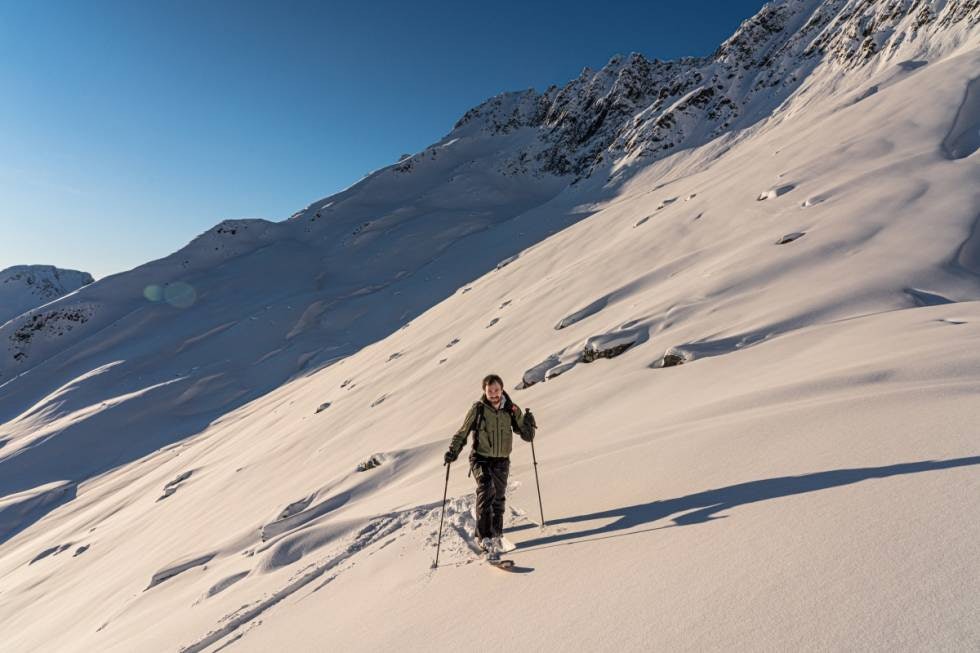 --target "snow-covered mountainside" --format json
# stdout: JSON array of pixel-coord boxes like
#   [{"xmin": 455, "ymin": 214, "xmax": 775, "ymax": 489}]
[
  {"xmin": 1, "ymin": 1, "xmax": 978, "ymax": 650},
  {"xmin": 0, "ymin": 265, "xmax": 93, "ymax": 327}
]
